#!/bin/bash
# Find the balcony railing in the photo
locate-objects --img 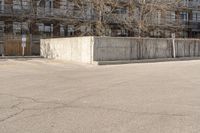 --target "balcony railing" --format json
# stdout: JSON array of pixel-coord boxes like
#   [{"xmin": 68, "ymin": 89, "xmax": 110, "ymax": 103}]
[
  {"xmin": 0, "ymin": 4, "xmax": 97, "ymax": 20},
  {"xmin": 178, "ymin": 1, "xmax": 200, "ymax": 9},
  {"xmin": 0, "ymin": 4, "xmax": 32, "ymax": 15},
  {"xmin": 0, "ymin": 3, "xmax": 199, "ymax": 29}
]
